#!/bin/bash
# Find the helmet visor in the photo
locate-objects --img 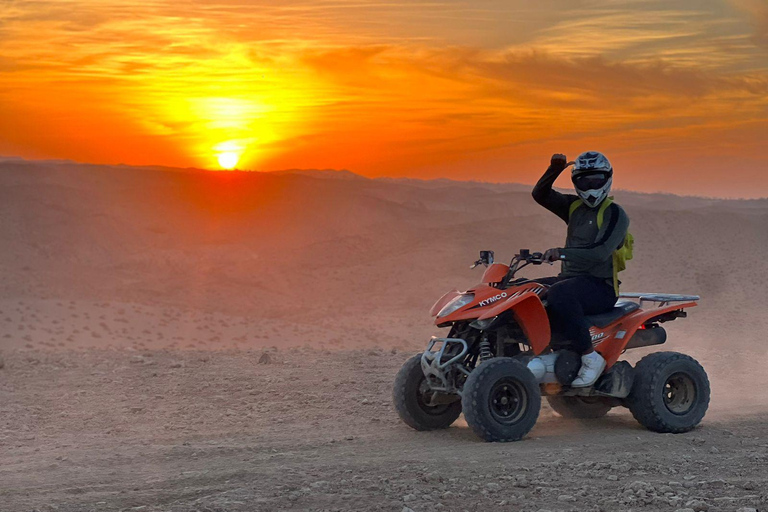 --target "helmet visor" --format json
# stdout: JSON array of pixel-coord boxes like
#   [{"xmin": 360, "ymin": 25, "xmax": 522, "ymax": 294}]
[{"xmin": 573, "ymin": 172, "xmax": 610, "ymax": 191}]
